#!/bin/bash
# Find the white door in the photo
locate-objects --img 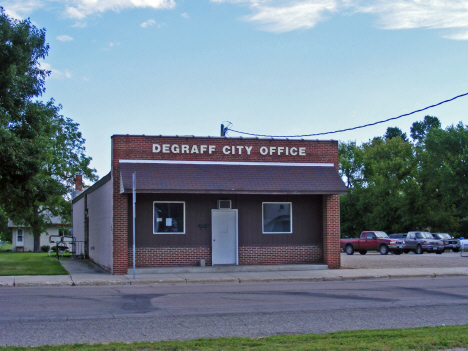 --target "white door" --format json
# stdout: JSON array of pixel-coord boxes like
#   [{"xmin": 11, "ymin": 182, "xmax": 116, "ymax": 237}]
[
  {"xmin": 211, "ymin": 209, "xmax": 238, "ymax": 265},
  {"xmin": 16, "ymin": 229, "xmax": 24, "ymax": 246}
]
